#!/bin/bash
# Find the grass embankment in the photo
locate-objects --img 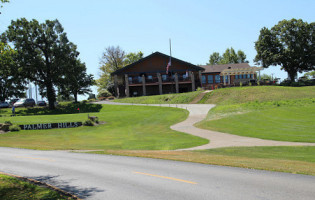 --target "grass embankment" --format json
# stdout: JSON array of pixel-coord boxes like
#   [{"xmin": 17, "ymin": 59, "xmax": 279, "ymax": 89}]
[
  {"xmin": 113, "ymin": 91, "xmax": 202, "ymax": 104},
  {"xmin": 197, "ymin": 86, "xmax": 315, "ymax": 142},
  {"xmin": 93, "ymin": 146, "xmax": 315, "ymax": 175},
  {"xmin": 0, "ymin": 174, "xmax": 75, "ymax": 200},
  {"xmin": 0, "ymin": 104, "xmax": 208, "ymax": 150}
]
